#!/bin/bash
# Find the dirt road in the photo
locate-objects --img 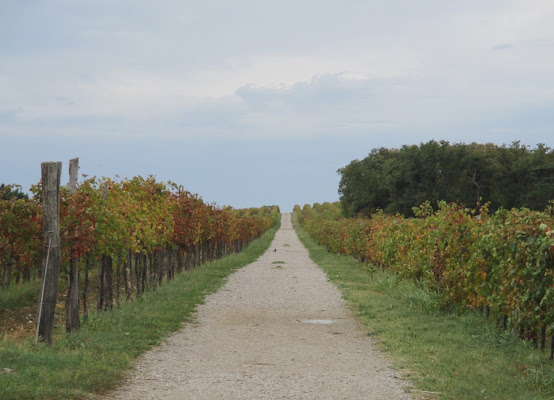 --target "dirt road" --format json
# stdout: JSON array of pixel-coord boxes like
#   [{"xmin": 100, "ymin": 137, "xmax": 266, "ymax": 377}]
[{"xmin": 105, "ymin": 213, "xmax": 411, "ymax": 399}]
